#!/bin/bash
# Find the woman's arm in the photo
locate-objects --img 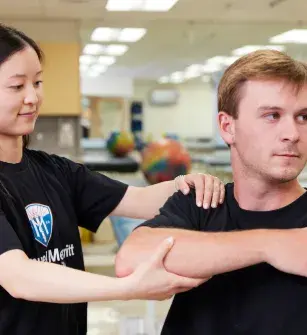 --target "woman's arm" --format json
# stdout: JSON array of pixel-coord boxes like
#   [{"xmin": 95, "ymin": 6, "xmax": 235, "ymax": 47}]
[{"xmin": 0, "ymin": 239, "xmax": 206, "ymax": 303}]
